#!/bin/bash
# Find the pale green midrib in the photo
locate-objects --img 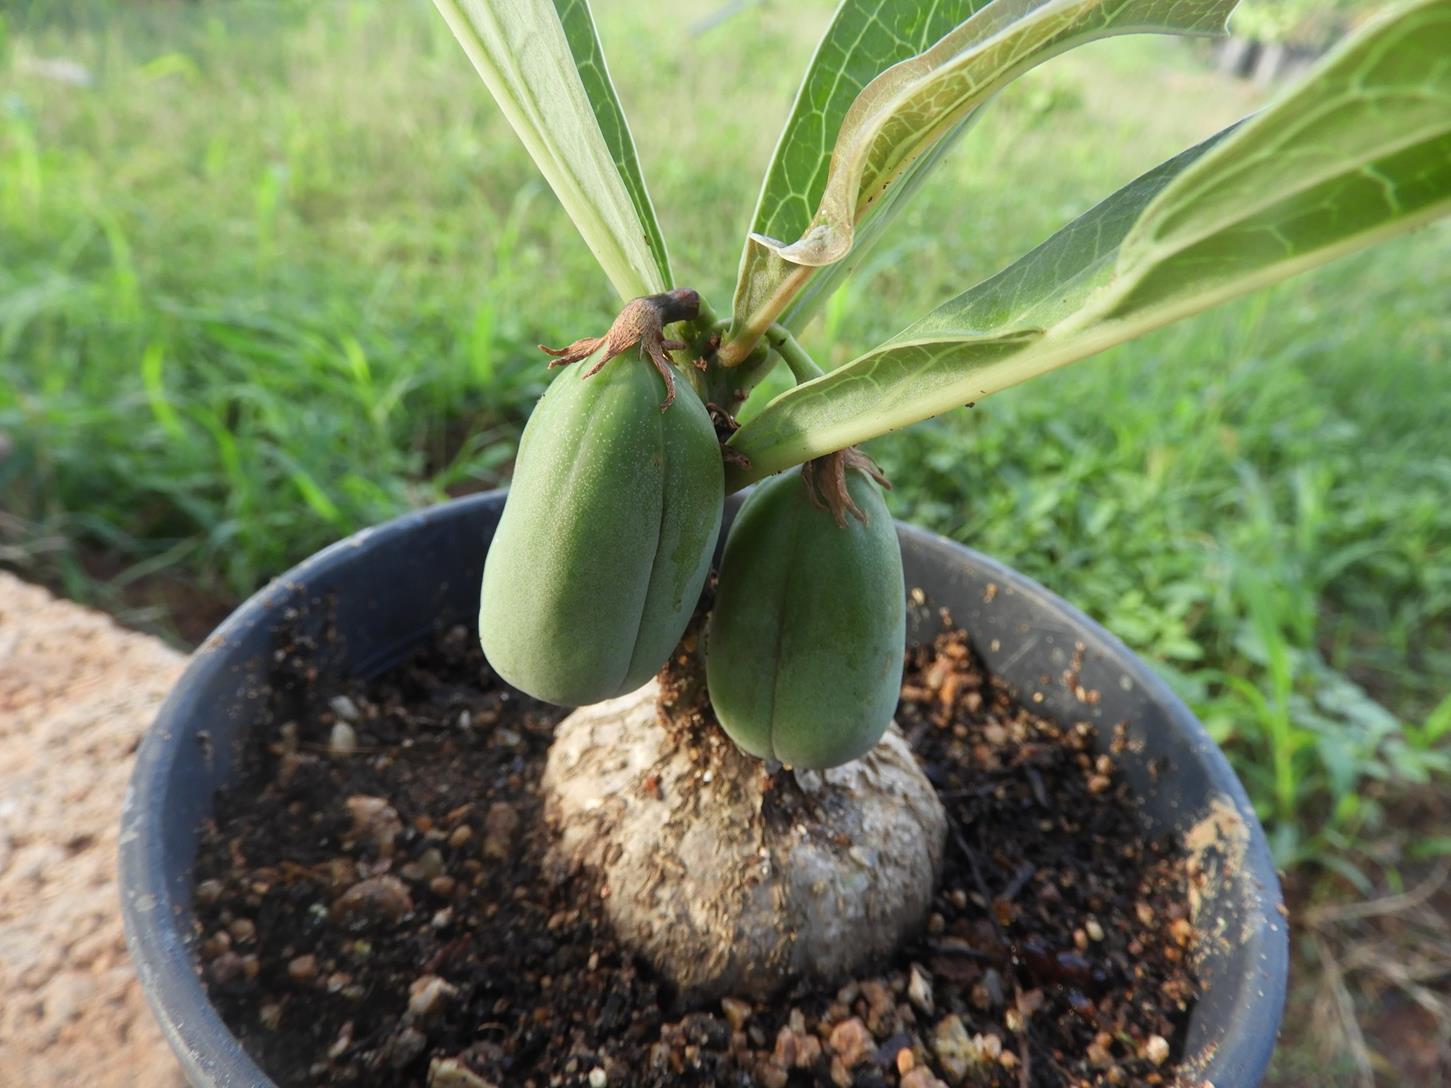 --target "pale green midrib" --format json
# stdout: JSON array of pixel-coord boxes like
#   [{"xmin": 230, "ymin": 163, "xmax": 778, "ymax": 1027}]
[
  {"xmin": 773, "ymin": 1, "xmax": 1233, "ymax": 266},
  {"xmin": 737, "ymin": 0, "xmax": 1233, "ymax": 325},
  {"xmin": 849, "ymin": 0, "xmax": 1235, "ymax": 201},
  {"xmin": 877, "ymin": 192, "xmax": 1451, "ymax": 360},
  {"xmin": 432, "ymin": 0, "xmax": 653, "ymax": 301},
  {"xmin": 1126, "ymin": 104, "xmax": 1451, "ymax": 268},
  {"xmin": 876, "ymin": 121, "xmax": 1451, "ymax": 356},
  {"xmin": 742, "ymin": 0, "xmax": 982, "ymax": 277},
  {"xmin": 734, "ymin": 196, "xmax": 1451, "ymax": 480},
  {"xmin": 779, "ymin": 108, "xmax": 985, "ymax": 331},
  {"xmin": 735, "ymin": 5, "xmax": 871, "ymax": 312},
  {"xmin": 555, "ymin": 0, "xmax": 673, "ymax": 286},
  {"xmin": 850, "ymin": 6, "xmax": 1139, "ymax": 201},
  {"xmin": 748, "ymin": 0, "xmax": 879, "ymax": 241}
]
